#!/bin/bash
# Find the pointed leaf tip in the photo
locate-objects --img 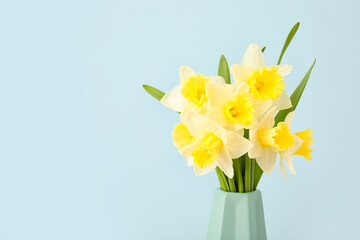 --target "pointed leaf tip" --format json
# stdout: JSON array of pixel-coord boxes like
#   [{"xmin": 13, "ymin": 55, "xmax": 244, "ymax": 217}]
[
  {"xmin": 274, "ymin": 58, "xmax": 316, "ymax": 125},
  {"xmin": 277, "ymin": 22, "xmax": 301, "ymax": 65},
  {"xmin": 218, "ymin": 55, "xmax": 231, "ymax": 84},
  {"xmin": 143, "ymin": 84, "xmax": 165, "ymax": 101}
]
